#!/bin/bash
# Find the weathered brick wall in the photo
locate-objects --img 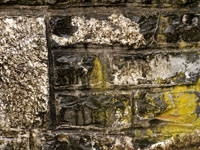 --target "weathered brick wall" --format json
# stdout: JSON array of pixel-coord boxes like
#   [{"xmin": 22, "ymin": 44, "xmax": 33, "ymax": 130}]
[{"xmin": 0, "ymin": 0, "xmax": 200, "ymax": 149}]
